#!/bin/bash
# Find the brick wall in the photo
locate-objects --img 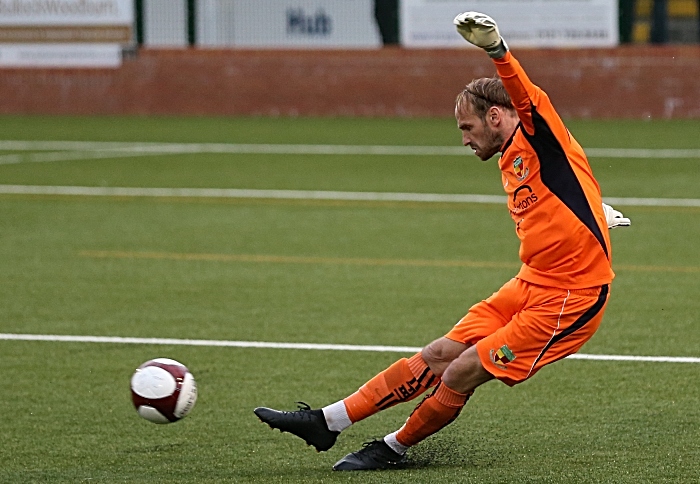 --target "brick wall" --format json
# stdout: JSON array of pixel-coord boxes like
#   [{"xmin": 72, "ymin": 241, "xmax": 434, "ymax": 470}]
[{"xmin": 2, "ymin": 46, "xmax": 699, "ymax": 118}]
